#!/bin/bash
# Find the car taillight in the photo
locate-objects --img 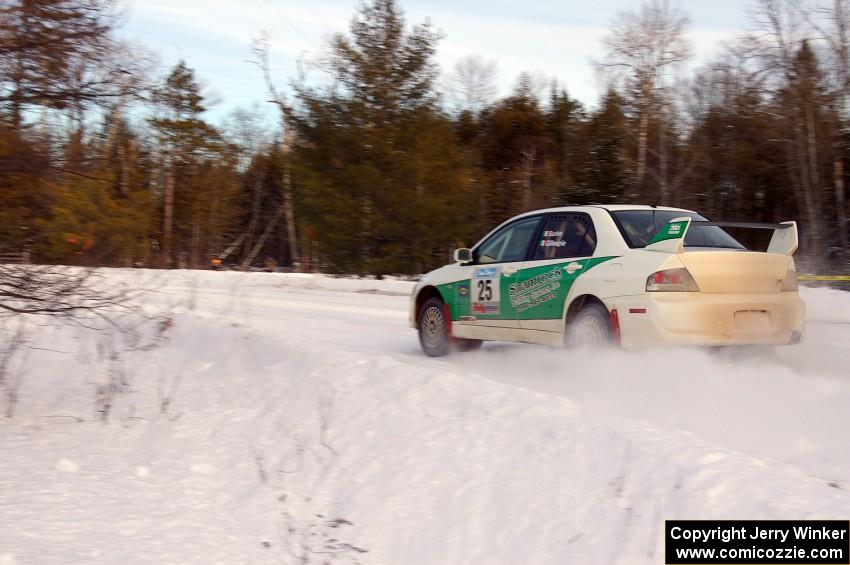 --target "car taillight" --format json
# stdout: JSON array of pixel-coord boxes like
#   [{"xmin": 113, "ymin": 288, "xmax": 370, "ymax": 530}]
[
  {"xmin": 781, "ymin": 268, "xmax": 799, "ymax": 291},
  {"xmin": 646, "ymin": 268, "xmax": 700, "ymax": 292}
]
